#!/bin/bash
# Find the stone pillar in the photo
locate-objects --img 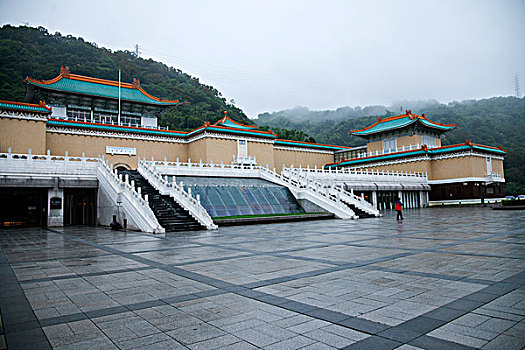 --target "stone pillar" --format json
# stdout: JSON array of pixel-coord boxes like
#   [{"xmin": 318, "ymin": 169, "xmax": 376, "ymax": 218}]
[
  {"xmin": 372, "ymin": 191, "xmax": 377, "ymax": 208},
  {"xmin": 420, "ymin": 191, "xmax": 428, "ymax": 208},
  {"xmin": 48, "ymin": 187, "xmax": 64, "ymax": 227}
]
